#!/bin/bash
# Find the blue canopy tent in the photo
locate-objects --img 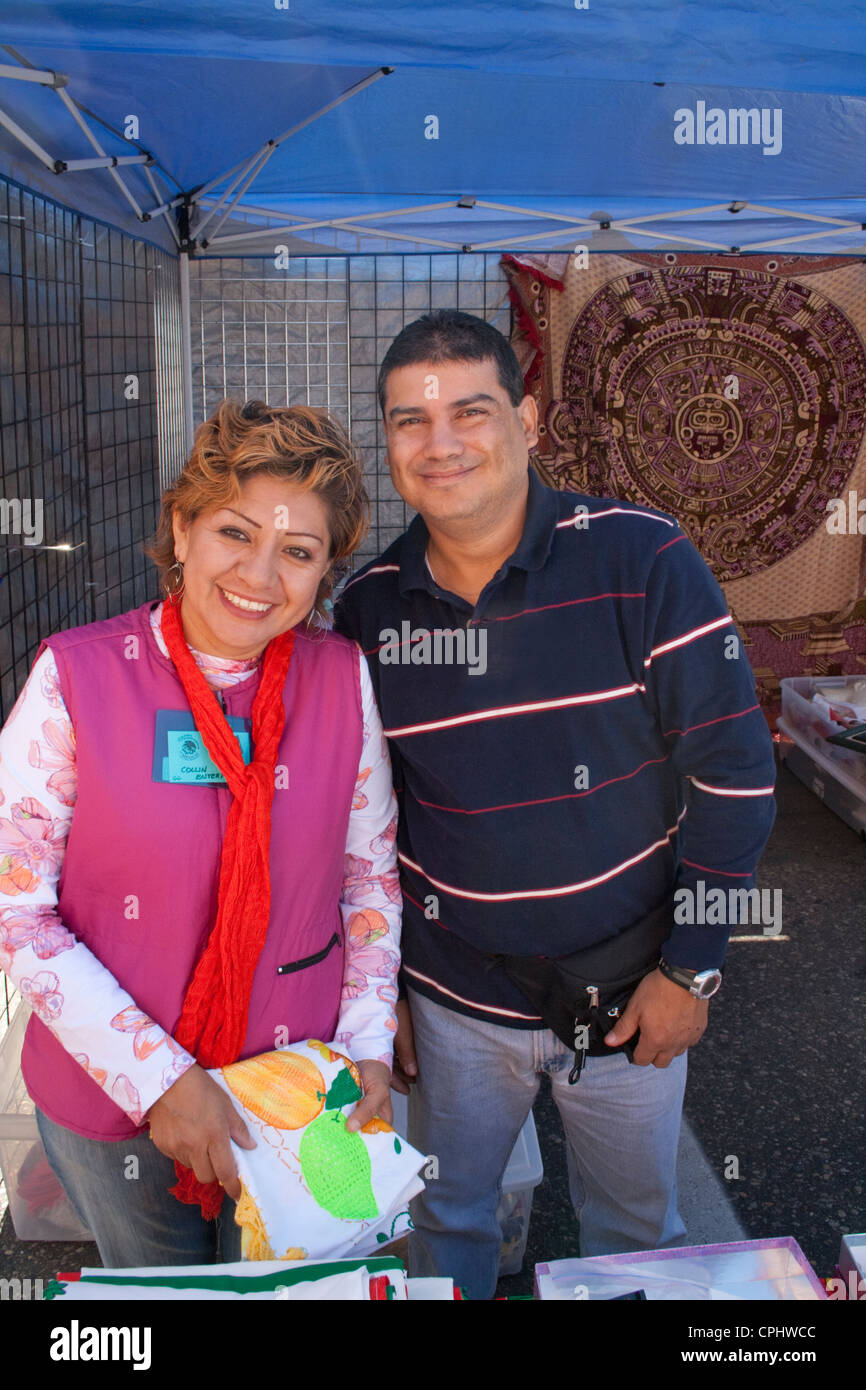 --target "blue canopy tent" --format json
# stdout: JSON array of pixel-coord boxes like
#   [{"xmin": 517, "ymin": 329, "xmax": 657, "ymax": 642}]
[
  {"xmin": 1, "ymin": 1, "xmax": 864, "ymax": 257},
  {"xmin": 1, "ymin": 1, "xmax": 864, "ymax": 446}
]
